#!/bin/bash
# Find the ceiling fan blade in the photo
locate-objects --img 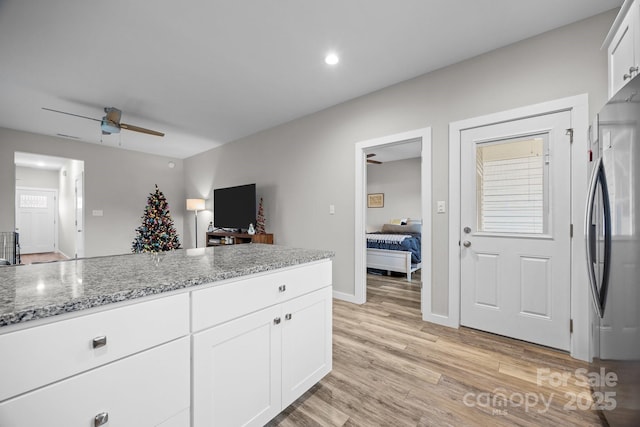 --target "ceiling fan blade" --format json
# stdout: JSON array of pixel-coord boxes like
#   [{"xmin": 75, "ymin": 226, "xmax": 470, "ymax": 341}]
[
  {"xmin": 367, "ymin": 159, "xmax": 382, "ymax": 164},
  {"xmin": 366, "ymin": 153, "xmax": 377, "ymax": 158},
  {"xmin": 120, "ymin": 123, "xmax": 165, "ymax": 137},
  {"xmin": 42, "ymin": 107, "xmax": 101, "ymax": 122}
]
